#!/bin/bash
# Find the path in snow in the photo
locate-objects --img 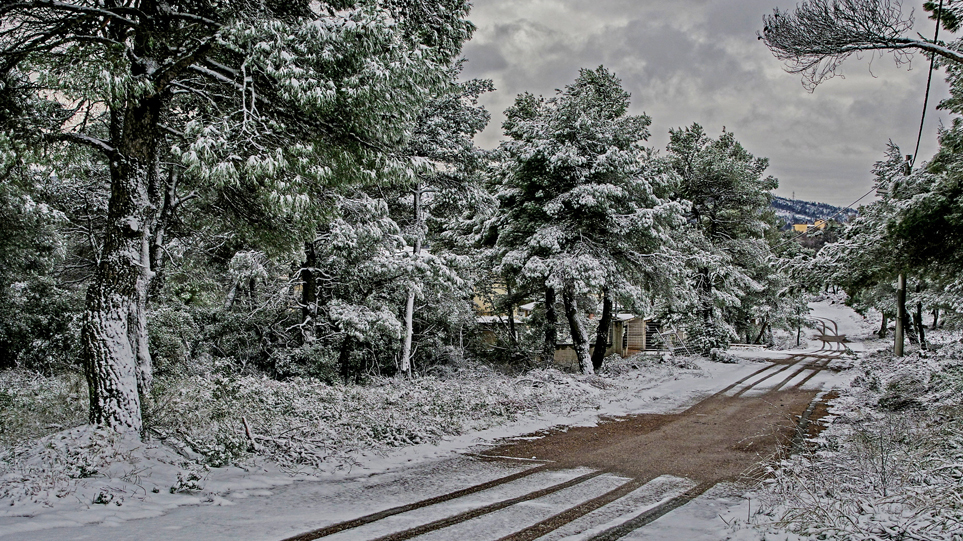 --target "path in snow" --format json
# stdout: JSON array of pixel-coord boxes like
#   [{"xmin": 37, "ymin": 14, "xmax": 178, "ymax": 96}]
[
  {"xmin": 272, "ymin": 348, "xmax": 850, "ymax": 541},
  {"xmin": 0, "ymin": 302, "xmax": 864, "ymax": 541}
]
